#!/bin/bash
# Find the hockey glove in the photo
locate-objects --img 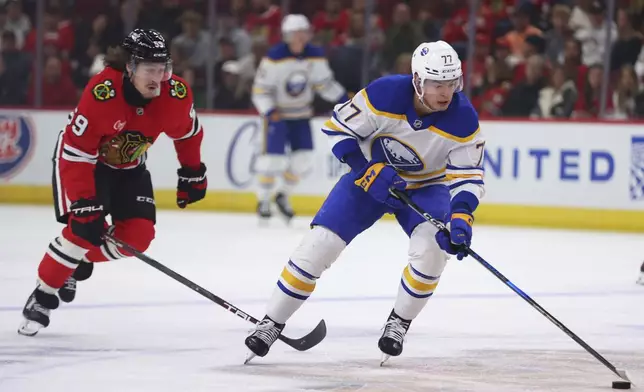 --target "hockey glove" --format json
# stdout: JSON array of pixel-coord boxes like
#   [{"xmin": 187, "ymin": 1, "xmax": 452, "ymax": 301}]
[
  {"xmin": 177, "ymin": 163, "xmax": 207, "ymax": 208},
  {"xmin": 435, "ymin": 211, "xmax": 473, "ymax": 260},
  {"xmin": 354, "ymin": 162, "xmax": 407, "ymax": 209},
  {"xmin": 68, "ymin": 198, "xmax": 106, "ymax": 247}
]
